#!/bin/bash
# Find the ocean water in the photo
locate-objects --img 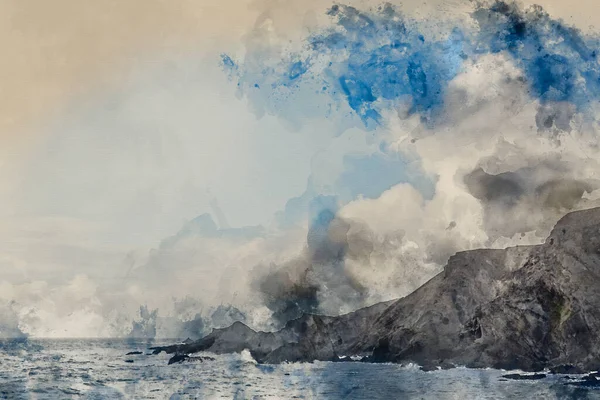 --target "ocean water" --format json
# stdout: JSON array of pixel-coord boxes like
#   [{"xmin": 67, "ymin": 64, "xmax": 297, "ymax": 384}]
[{"xmin": 0, "ymin": 339, "xmax": 598, "ymax": 399}]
